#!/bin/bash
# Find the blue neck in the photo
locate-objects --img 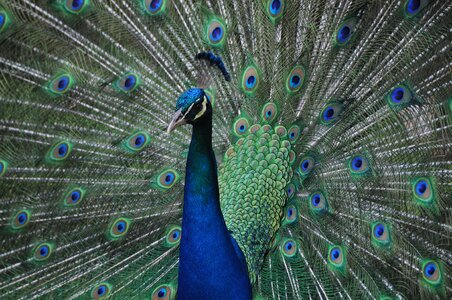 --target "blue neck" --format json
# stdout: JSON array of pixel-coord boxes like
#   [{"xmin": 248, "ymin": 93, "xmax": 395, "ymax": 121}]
[{"xmin": 177, "ymin": 115, "xmax": 251, "ymax": 299}]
